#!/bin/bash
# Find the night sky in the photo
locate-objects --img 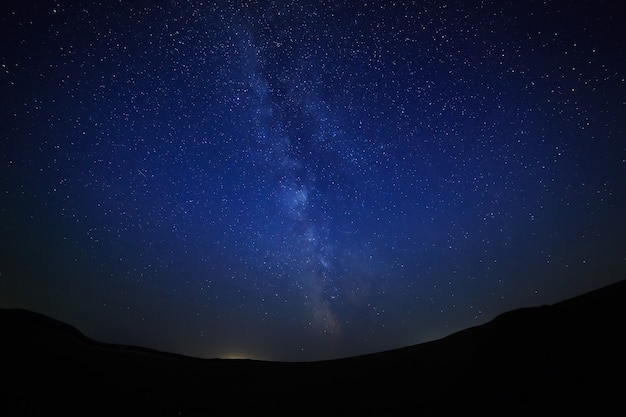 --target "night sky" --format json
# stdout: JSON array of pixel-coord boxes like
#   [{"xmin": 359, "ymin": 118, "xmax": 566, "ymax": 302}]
[{"xmin": 1, "ymin": 0, "xmax": 625, "ymax": 362}]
